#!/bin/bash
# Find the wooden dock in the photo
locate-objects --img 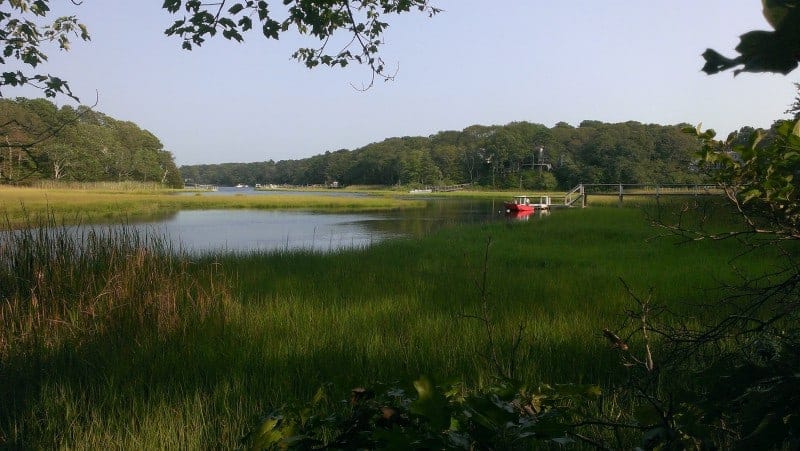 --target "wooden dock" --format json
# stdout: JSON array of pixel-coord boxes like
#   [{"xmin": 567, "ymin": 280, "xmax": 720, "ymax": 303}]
[{"xmin": 557, "ymin": 183, "xmax": 719, "ymax": 207}]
